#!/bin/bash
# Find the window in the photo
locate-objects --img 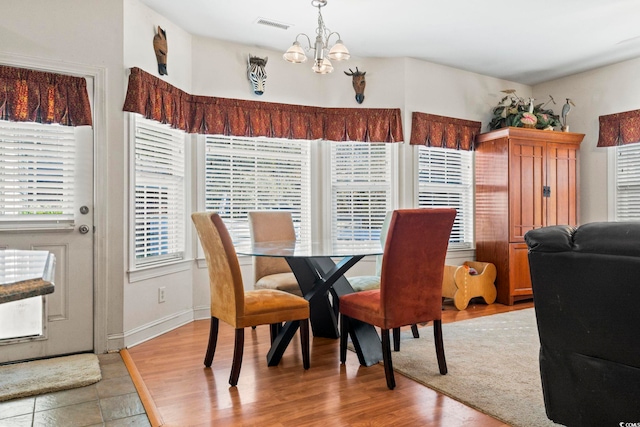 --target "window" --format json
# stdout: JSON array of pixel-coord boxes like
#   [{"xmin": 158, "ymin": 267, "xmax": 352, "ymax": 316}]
[
  {"xmin": 614, "ymin": 143, "xmax": 640, "ymax": 220},
  {"xmin": 329, "ymin": 142, "xmax": 394, "ymax": 247},
  {"xmin": 132, "ymin": 116, "xmax": 186, "ymax": 268},
  {"xmin": 417, "ymin": 146, "xmax": 474, "ymax": 248},
  {"xmin": 0, "ymin": 120, "xmax": 76, "ymax": 229},
  {"xmin": 204, "ymin": 135, "xmax": 311, "ymax": 246}
]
